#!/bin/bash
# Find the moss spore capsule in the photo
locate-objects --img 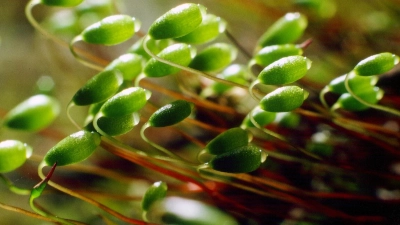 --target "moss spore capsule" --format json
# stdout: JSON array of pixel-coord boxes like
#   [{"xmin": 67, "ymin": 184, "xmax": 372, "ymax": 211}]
[
  {"xmin": 255, "ymin": 44, "xmax": 303, "ymax": 66},
  {"xmin": 148, "ymin": 3, "xmax": 204, "ymax": 39},
  {"xmin": 335, "ymin": 87, "xmax": 384, "ymax": 111},
  {"xmin": 3, "ymin": 94, "xmax": 60, "ymax": 132},
  {"xmin": 260, "ymin": 86, "xmax": 307, "ymax": 112},
  {"xmin": 174, "ymin": 14, "xmax": 225, "ymax": 44},
  {"xmin": 41, "ymin": 0, "xmax": 83, "ymax": 7},
  {"xmin": 210, "ymin": 145, "xmax": 262, "ymax": 173},
  {"xmin": 141, "ymin": 181, "xmax": 168, "ymax": 212},
  {"xmin": 81, "ymin": 15, "xmax": 136, "ymax": 46},
  {"xmin": 258, "ymin": 56, "xmax": 311, "ymax": 85},
  {"xmin": 328, "ymin": 73, "xmax": 378, "ymax": 94},
  {"xmin": 242, "ymin": 108, "xmax": 276, "ymax": 128},
  {"xmin": 257, "ymin": 12, "xmax": 307, "ymax": 47},
  {"xmin": 353, "ymin": 52, "xmax": 399, "ymax": 76},
  {"xmin": 189, "ymin": 43, "xmax": 237, "ymax": 72},
  {"xmin": 72, "ymin": 70, "xmax": 123, "ymax": 106},
  {"xmin": 96, "ymin": 114, "xmax": 139, "ymax": 136},
  {"xmin": 105, "ymin": 53, "xmax": 144, "ymax": 81},
  {"xmin": 148, "ymin": 100, "xmax": 193, "ymax": 127},
  {"xmin": 44, "ymin": 130, "xmax": 101, "ymax": 166},
  {"xmin": 206, "ymin": 128, "xmax": 249, "ymax": 155},
  {"xmin": 100, "ymin": 87, "xmax": 151, "ymax": 117},
  {"xmin": 144, "ymin": 43, "xmax": 194, "ymax": 78},
  {"xmin": 0, "ymin": 140, "xmax": 32, "ymax": 173}
]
